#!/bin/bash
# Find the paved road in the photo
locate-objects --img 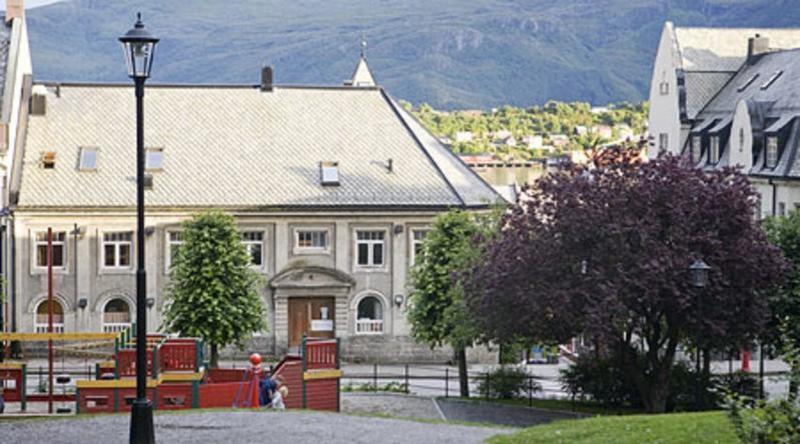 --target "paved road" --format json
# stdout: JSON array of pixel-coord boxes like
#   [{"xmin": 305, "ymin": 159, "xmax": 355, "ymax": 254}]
[
  {"xmin": 1, "ymin": 410, "xmax": 509, "ymax": 444},
  {"xmin": 341, "ymin": 392, "xmax": 581, "ymax": 428}
]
